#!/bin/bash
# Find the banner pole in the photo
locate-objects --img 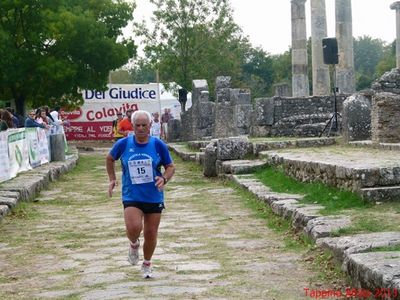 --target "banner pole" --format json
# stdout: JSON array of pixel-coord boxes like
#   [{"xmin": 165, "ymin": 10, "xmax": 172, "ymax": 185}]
[{"xmin": 156, "ymin": 69, "xmax": 161, "ymax": 116}]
